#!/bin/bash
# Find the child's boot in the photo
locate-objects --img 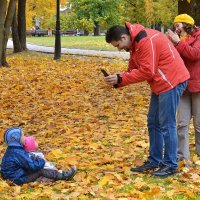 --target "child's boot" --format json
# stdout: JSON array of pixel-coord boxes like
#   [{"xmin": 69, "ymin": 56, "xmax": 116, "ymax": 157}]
[{"xmin": 61, "ymin": 166, "xmax": 77, "ymax": 180}]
